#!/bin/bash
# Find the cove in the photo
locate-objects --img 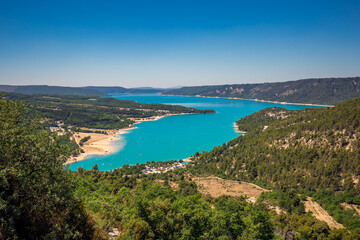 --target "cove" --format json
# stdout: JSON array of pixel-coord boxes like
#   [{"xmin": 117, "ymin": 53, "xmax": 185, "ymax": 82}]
[{"xmin": 69, "ymin": 93, "xmax": 323, "ymax": 171}]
